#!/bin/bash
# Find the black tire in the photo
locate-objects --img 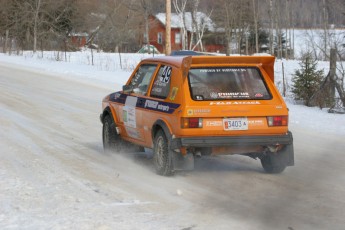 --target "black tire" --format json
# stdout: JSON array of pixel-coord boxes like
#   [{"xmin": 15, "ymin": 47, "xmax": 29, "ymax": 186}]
[
  {"xmin": 102, "ymin": 115, "xmax": 123, "ymax": 153},
  {"xmin": 153, "ymin": 130, "xmax": 174, "ymax": 176},
  {"xmin": 261, "ymin": 154, "xmax": 286, "ymax": 174}
]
